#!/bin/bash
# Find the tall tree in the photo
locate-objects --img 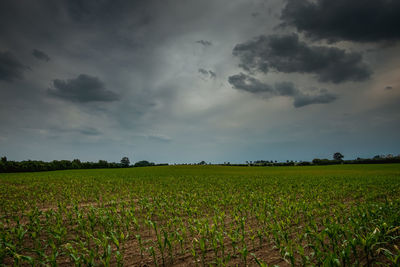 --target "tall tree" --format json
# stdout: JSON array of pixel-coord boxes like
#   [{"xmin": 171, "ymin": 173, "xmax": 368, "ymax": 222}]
[
  {"xmin": 333, "ymin": 152, "xmax": 344, "ymax": 161},
  {"xmin": 120, "ymin": 157, "xmax": 130, "ymax": 167}
]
